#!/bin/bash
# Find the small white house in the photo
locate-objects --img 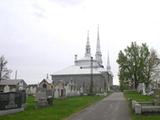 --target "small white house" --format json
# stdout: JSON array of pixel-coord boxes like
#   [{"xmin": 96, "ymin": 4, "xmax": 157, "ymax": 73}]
[{"xmin": 0, "ymin": 79, "xmax": 27, "ymax": 92}]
